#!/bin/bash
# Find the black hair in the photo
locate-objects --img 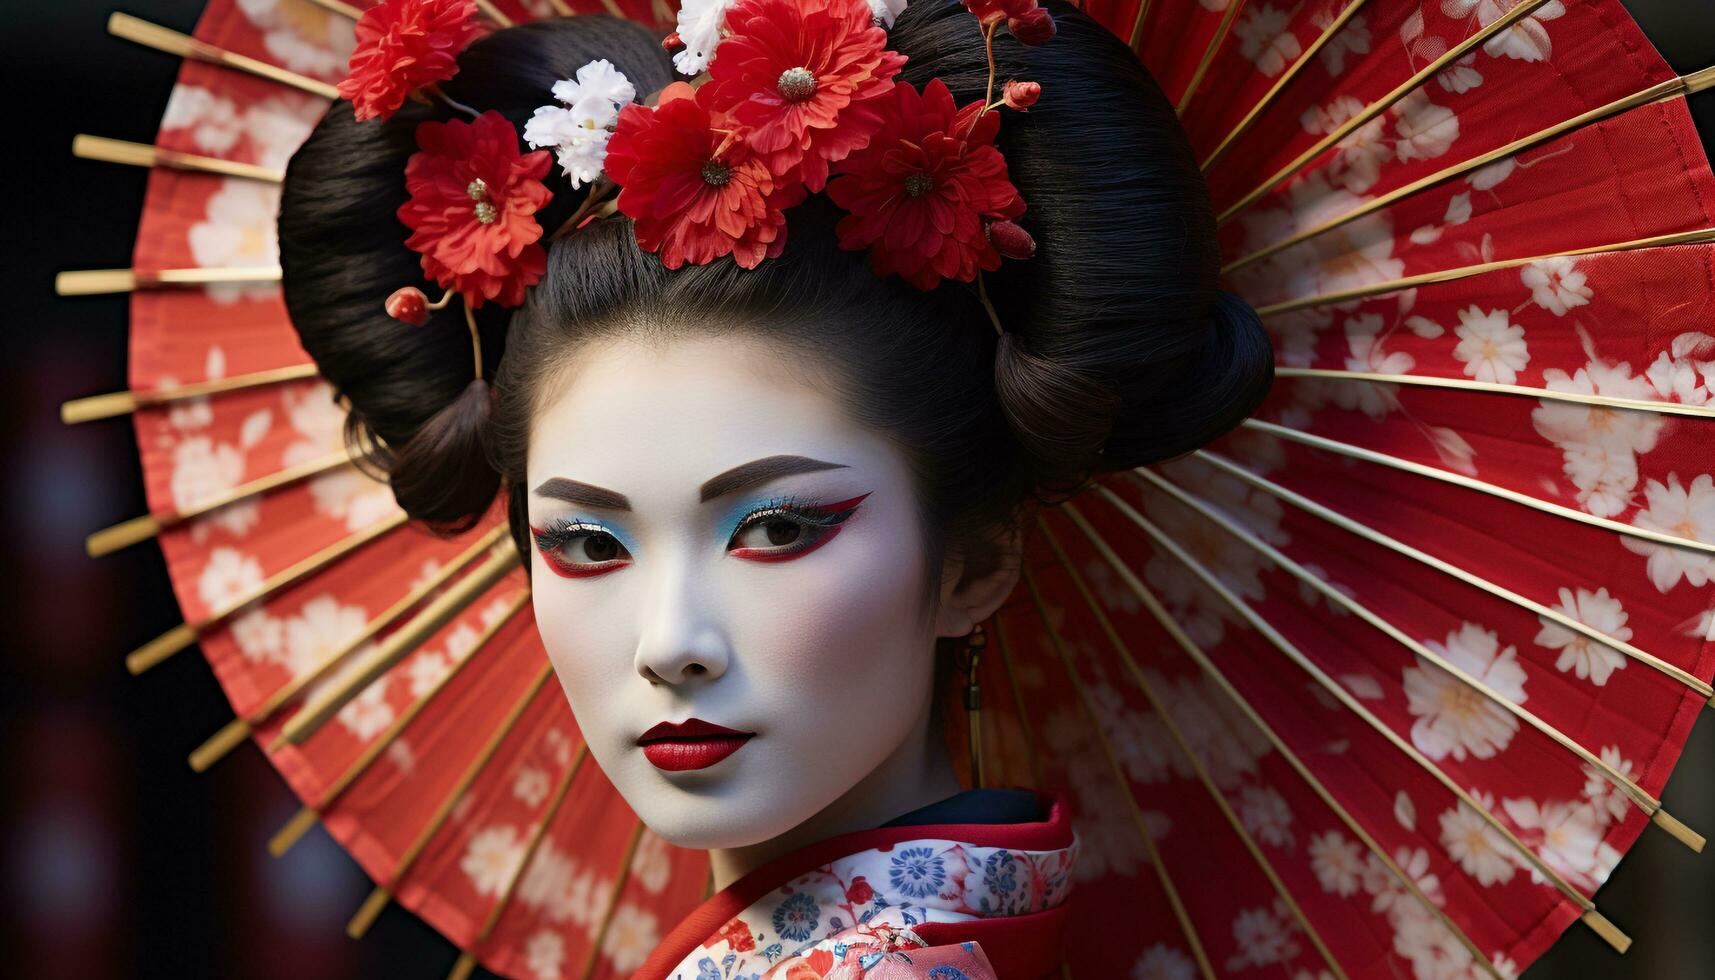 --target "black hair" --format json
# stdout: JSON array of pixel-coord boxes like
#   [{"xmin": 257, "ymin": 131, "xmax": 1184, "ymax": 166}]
[{"xmin": 278, "ymin": 1, "xmax": 1273, "ymax": 595}]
